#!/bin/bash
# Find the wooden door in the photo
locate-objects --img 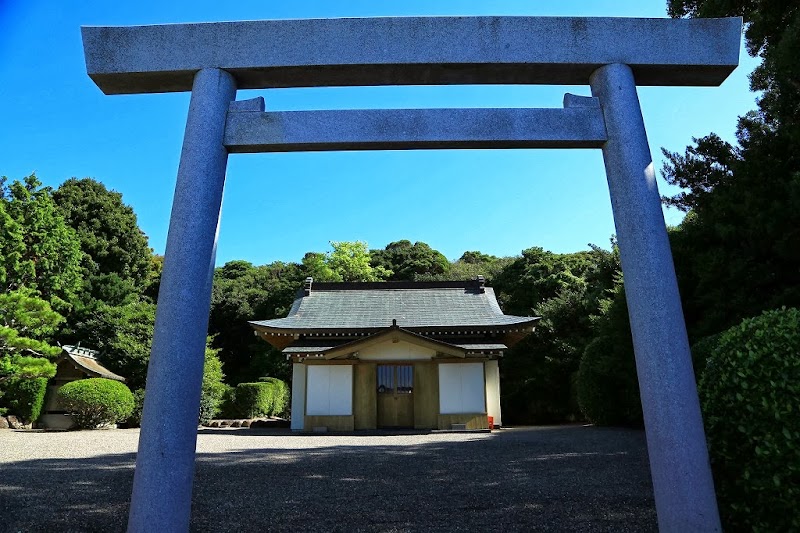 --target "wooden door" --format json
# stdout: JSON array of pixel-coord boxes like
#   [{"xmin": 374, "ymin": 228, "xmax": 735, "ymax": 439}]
[{"xmin": 376, "ymin": 364, "xmax": 414, "ymax": 428}]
